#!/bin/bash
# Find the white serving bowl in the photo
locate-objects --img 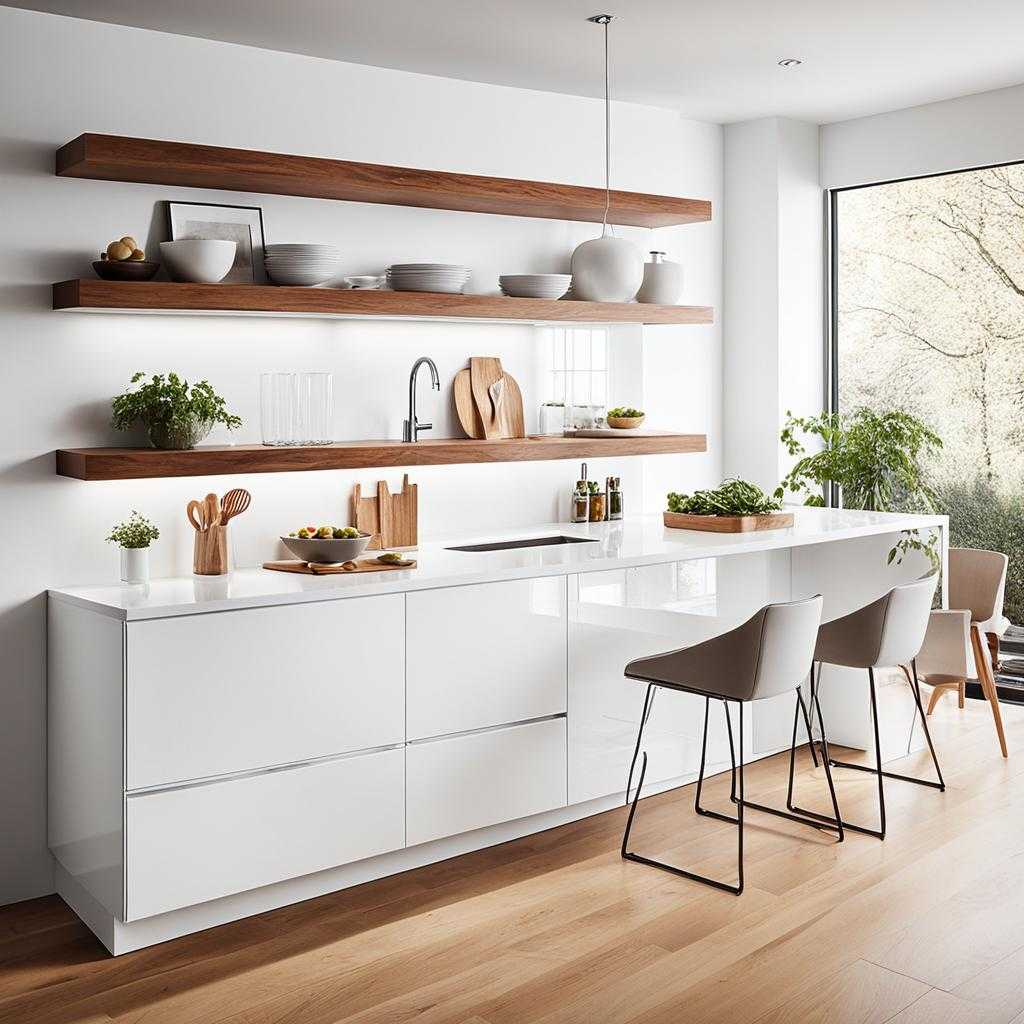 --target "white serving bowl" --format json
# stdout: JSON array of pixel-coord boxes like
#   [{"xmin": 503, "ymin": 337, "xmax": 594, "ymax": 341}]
[
  {"xmin": 498, "ymin": 274, "xmax": 572, "ymax": 299},
  {"xmin": 160, "ymin": 240, "xmax": 237, "ymax": 284}
]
